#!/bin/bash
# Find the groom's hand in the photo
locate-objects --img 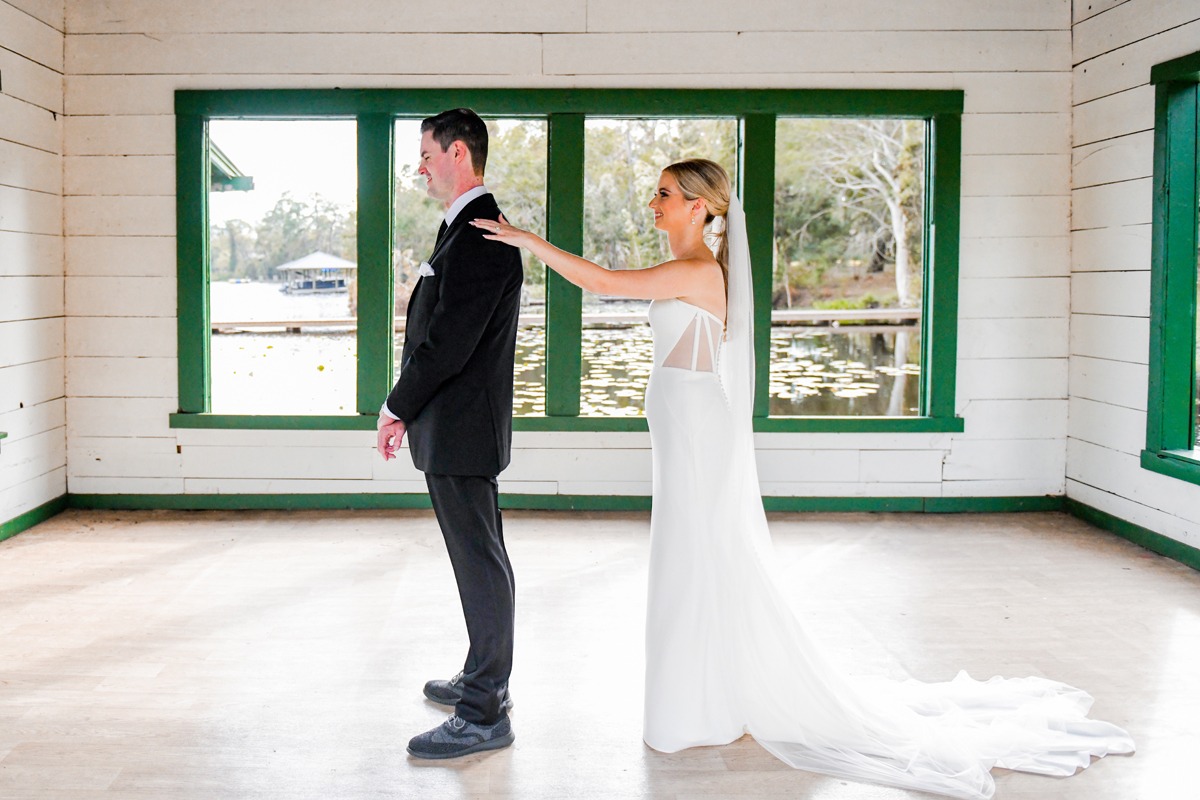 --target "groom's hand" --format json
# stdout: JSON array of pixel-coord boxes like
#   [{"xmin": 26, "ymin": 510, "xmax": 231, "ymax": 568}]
[{"xmin": 376, "ymin": 415, "xmax": 406, "ymax": 460}]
